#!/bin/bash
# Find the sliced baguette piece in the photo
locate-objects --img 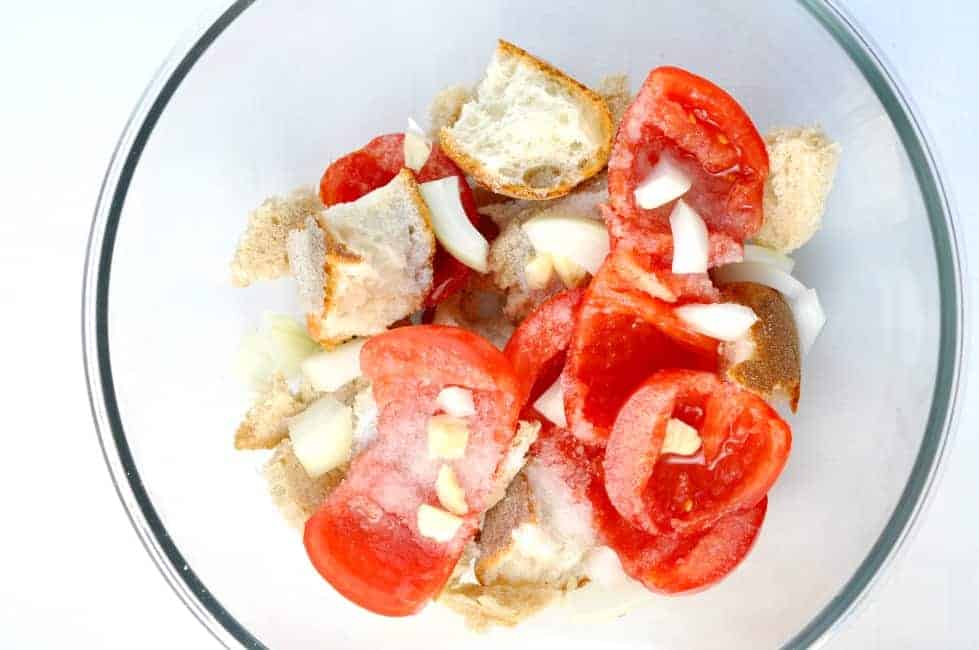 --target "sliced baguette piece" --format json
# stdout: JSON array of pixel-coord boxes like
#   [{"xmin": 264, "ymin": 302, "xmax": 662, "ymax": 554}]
[
  {"xmin": 718, "ymin": 281, "xmax": 801, "ymax": 410},
  {"xmin": 286, "ymin": 169, "xmax": 435, "ymax": 346},
  {"xmin": 440, "ymin": 40, "xmax": 614, "ymax": 200}
]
